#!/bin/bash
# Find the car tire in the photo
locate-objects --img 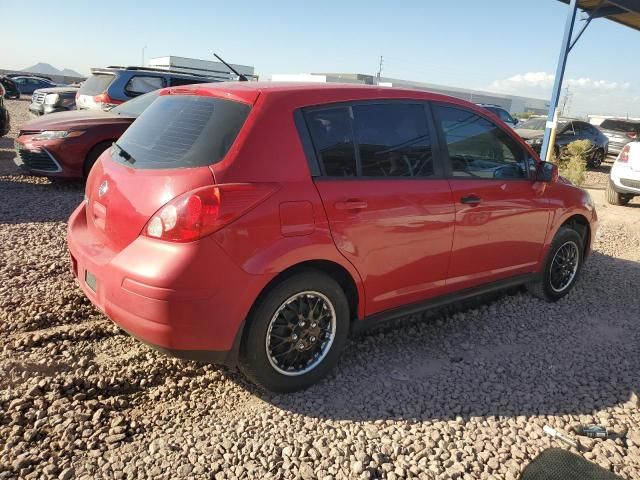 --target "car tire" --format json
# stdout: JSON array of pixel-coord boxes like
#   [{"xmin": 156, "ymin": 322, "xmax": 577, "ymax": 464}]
[
  {"xmin": 239, "ymin": 271, "xmax": 350, "ymax": 393},
  {"xmin": 527, "ymin": 226, "xmax": 583, "ymax": 302},
  {"xmin": 83, "ymin": 141, "xmax": 112, "ymax": 178},
  {"xmin": 588, "ymin": 149, "xmax": 604, "ymax": 169},
  {"xmin": 606, "ymin": 180, "xmax": 630, "ymax": 206}
]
